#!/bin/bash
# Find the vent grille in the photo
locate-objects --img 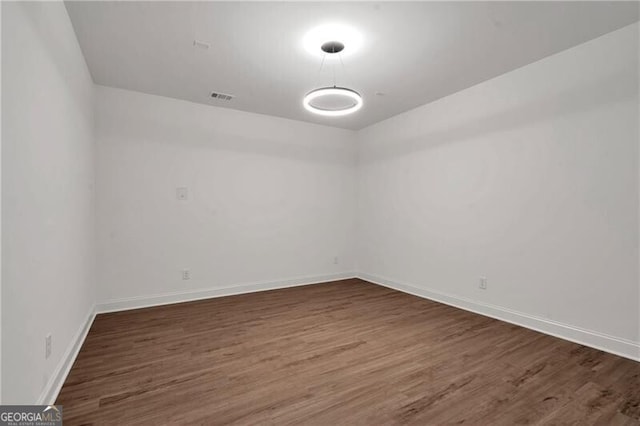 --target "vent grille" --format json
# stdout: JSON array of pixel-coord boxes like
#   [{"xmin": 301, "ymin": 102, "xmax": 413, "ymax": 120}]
[{"xmin": 210, "ymin": 91, "xmax": 234, "ymax": 101}]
